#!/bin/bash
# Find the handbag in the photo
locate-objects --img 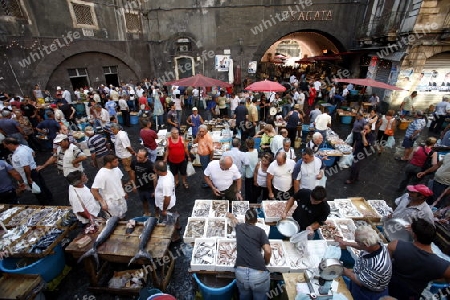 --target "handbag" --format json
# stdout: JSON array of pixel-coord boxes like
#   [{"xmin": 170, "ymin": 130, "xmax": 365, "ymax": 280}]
[{"xmin": 384, "ymin": 119, "xmax": 394, "ymax": 136}]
